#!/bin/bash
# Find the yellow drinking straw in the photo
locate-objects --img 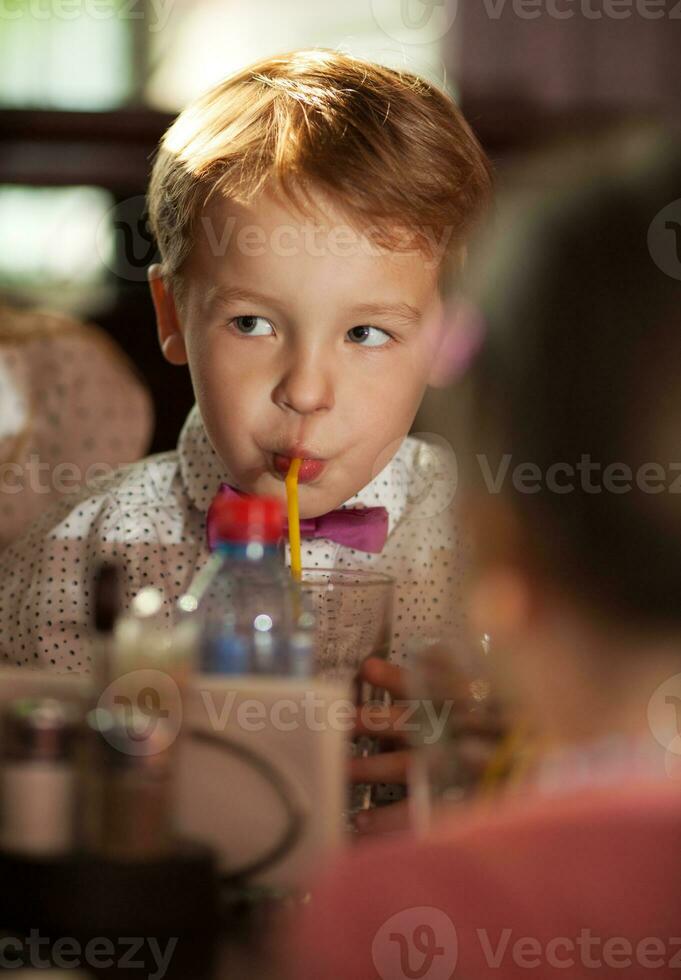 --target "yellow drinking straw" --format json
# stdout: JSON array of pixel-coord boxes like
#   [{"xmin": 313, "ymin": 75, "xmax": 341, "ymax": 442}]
[
  {"xmin": 480, "ymin": 724, "xmax": 535, "ymax": 798},
  {"xmin": 285, "ymin": 457, "xmax": 302, "ymax": 581}
]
